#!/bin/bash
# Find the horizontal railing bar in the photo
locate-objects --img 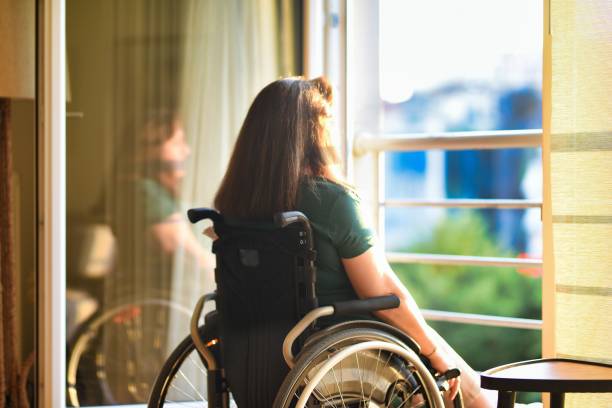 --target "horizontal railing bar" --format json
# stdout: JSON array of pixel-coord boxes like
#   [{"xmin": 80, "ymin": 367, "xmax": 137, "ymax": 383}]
[
  {"xmin": 354, "ymin": 129, "xmax": 542, "ymax": 154},
  {"xmin": 387, "ymin": 252, "xmax": 543, "ymax": 268},
  {"xmin": 422, "ymin": 309, "xmax": 542, "ymax": 330},
  {"xmin": 382, "ymin": 199, "xmax": 542, "ymax": 209}
]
